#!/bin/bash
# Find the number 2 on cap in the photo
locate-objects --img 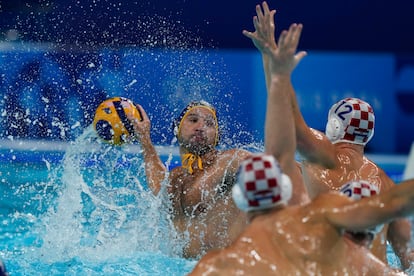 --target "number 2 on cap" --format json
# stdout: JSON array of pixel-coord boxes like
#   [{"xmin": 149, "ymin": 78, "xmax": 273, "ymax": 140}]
[{"xmin": 334, "ymin": 100, "xmax": 352, "ymax": 120}]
